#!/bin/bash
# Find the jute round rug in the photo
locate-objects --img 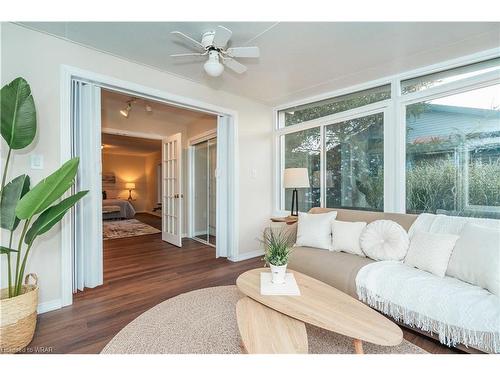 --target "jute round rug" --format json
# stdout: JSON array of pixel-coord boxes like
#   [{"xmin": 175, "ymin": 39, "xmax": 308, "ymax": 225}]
[{"xmin": 101, "ymin": 286, "xmax": 426, "ymax": 354}]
